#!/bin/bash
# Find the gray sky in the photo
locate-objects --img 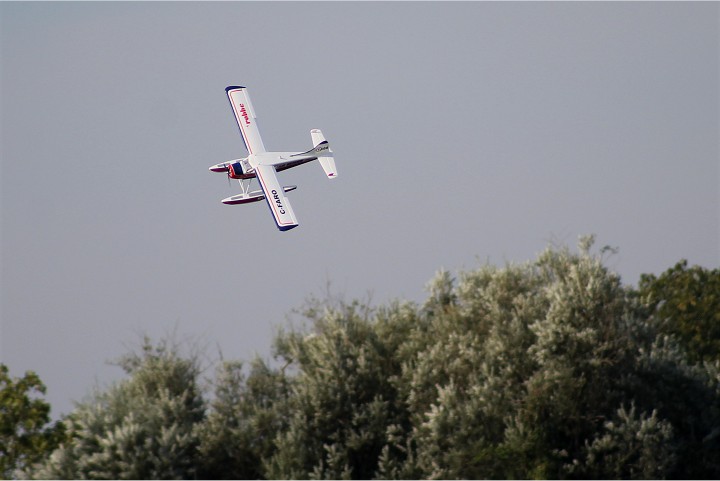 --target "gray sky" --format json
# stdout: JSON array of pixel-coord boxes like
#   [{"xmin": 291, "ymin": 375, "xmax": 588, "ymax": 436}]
[{"xmin": 1, "ymin": 2, "xmax": 718, "ymax": 418}]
